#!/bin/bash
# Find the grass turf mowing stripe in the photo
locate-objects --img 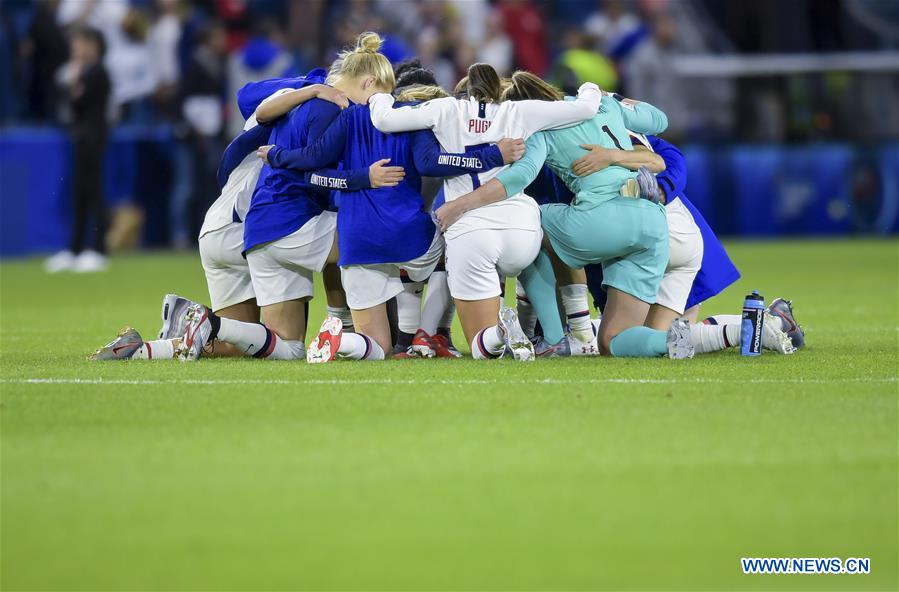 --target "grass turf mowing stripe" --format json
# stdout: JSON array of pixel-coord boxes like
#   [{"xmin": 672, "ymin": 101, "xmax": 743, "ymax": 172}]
[{"xmin": 3, "ymin": 377, "xmax": 896, "ymax": 385}]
